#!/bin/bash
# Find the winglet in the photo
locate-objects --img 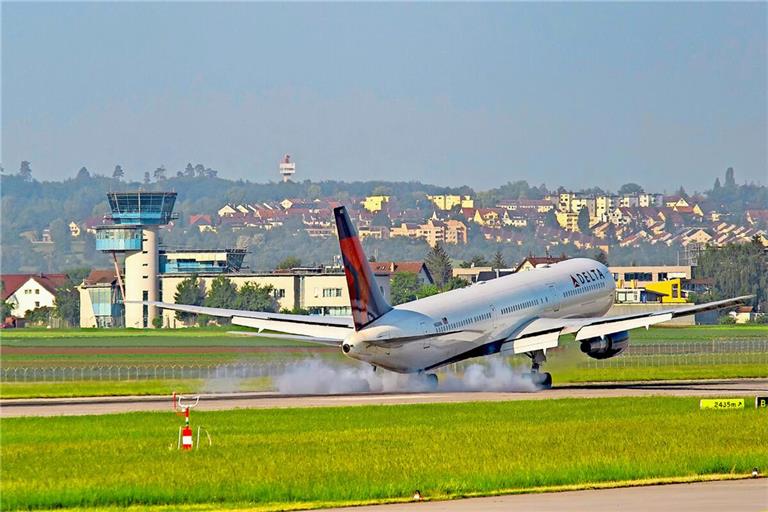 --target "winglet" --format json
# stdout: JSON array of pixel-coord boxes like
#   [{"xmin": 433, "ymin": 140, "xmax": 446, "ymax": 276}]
[{"xmin": 334, "ymin": 206, "xmax": 392, "ymax": 330}]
